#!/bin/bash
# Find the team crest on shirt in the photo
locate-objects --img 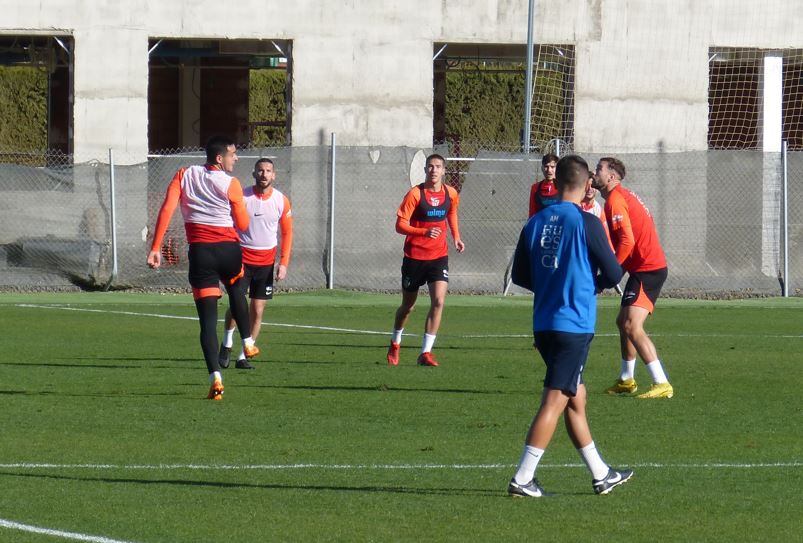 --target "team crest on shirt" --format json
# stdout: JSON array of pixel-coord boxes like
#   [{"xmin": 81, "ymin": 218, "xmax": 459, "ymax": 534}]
[{"xmin": 430, "ymin": 197, "xmax": 440, "ymax": 206}]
